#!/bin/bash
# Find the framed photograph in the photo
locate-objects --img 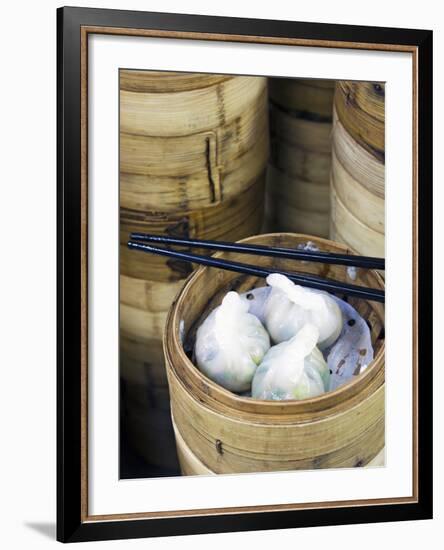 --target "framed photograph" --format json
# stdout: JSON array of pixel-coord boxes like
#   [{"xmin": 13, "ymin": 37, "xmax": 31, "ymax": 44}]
[{"xmin": 57, "ymin": 6, "xmax": 433, "ymax": 543}]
